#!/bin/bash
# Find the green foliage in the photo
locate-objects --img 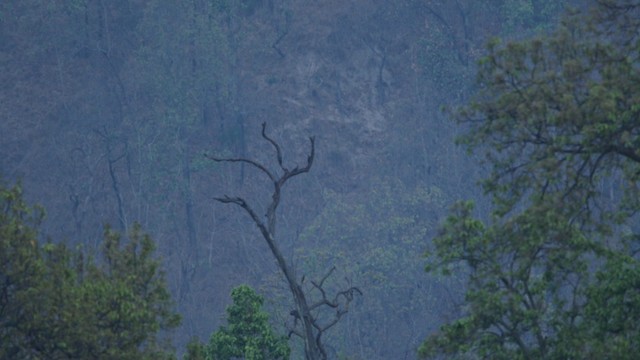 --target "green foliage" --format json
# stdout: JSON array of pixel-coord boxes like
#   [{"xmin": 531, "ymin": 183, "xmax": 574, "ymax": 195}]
[
  {"xmin": 206, "ymin": 285, "xmax": 290, "ymax": 360},
  {"xmin": 0, "ymin": 183, "xmax": 45, "ymax": 358},
  {"xmin": 183, "ymin": 338, "xmax": 207, "ymax": 360},
  {"xmin": 458, "ymin": 1, "xmax": 640, "ymax": 220},
  {"xmin": 0, "ymin": 182, "xmax": 180, "ymax": 359},
  {"xmin": 422, "ymin": 200, "xmax": 600, "ymax": 359},
  {"xmin": 577, "ymin": 254, "xmax": 640, "ymax": 359},
  {"xmin": 422, "ymin": 1, "xmax": 640, "ymax": 358}
]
